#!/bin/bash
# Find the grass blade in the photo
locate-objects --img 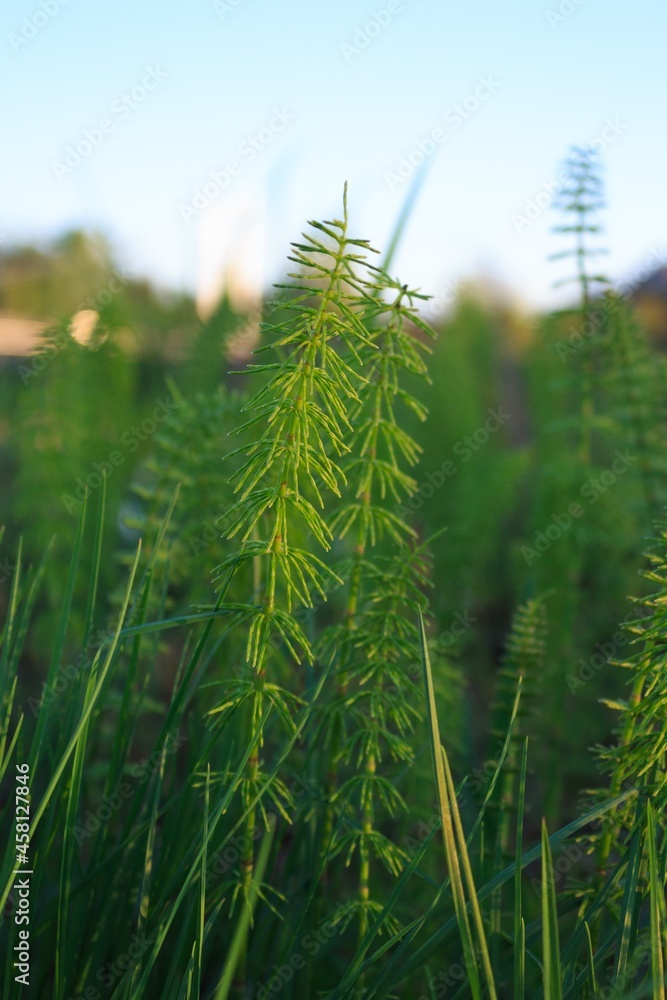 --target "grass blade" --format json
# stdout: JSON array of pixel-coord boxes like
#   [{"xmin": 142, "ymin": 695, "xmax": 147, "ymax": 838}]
[
  {"xmin": 419, "ymin": 608, "xmax": 497, "ymax": 1000},
  {"xmin": 541, "ymin": 819, "xmax": 563, "ymax": 1000},
  {"xmin": 213, "ymin": 815, "xmax": 276, "ymax": 1000}
]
